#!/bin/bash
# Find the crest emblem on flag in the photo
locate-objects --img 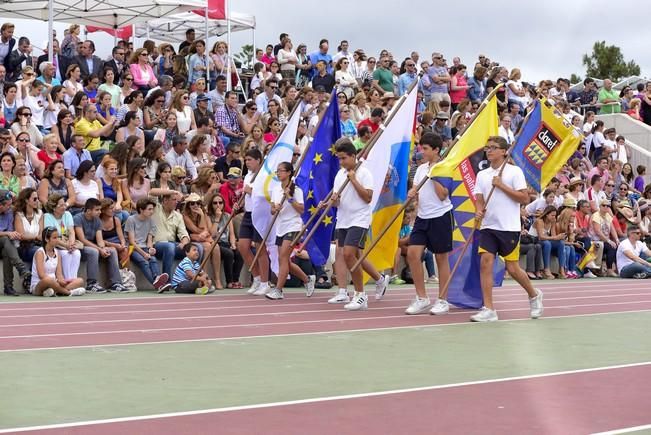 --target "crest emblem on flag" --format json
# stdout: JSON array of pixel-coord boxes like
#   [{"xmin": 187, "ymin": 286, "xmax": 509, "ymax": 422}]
[{"xmin": 523, "ymin": 125, "xmax": 560, "ymax": 169}]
